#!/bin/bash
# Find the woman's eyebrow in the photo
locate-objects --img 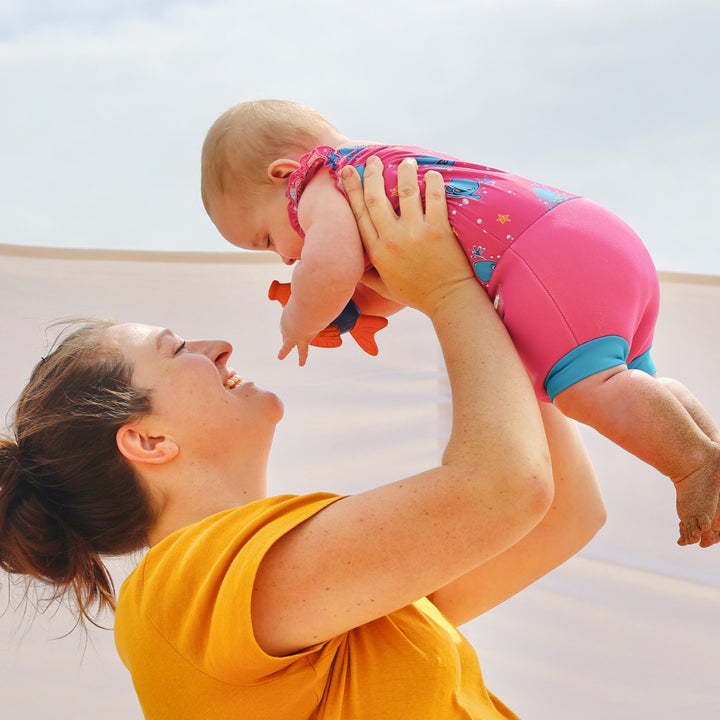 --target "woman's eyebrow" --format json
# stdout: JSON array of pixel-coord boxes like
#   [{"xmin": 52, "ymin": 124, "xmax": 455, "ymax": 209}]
[{"xmin": 155, "ymin": 328, "xmax": 175, "ymax": 350}]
